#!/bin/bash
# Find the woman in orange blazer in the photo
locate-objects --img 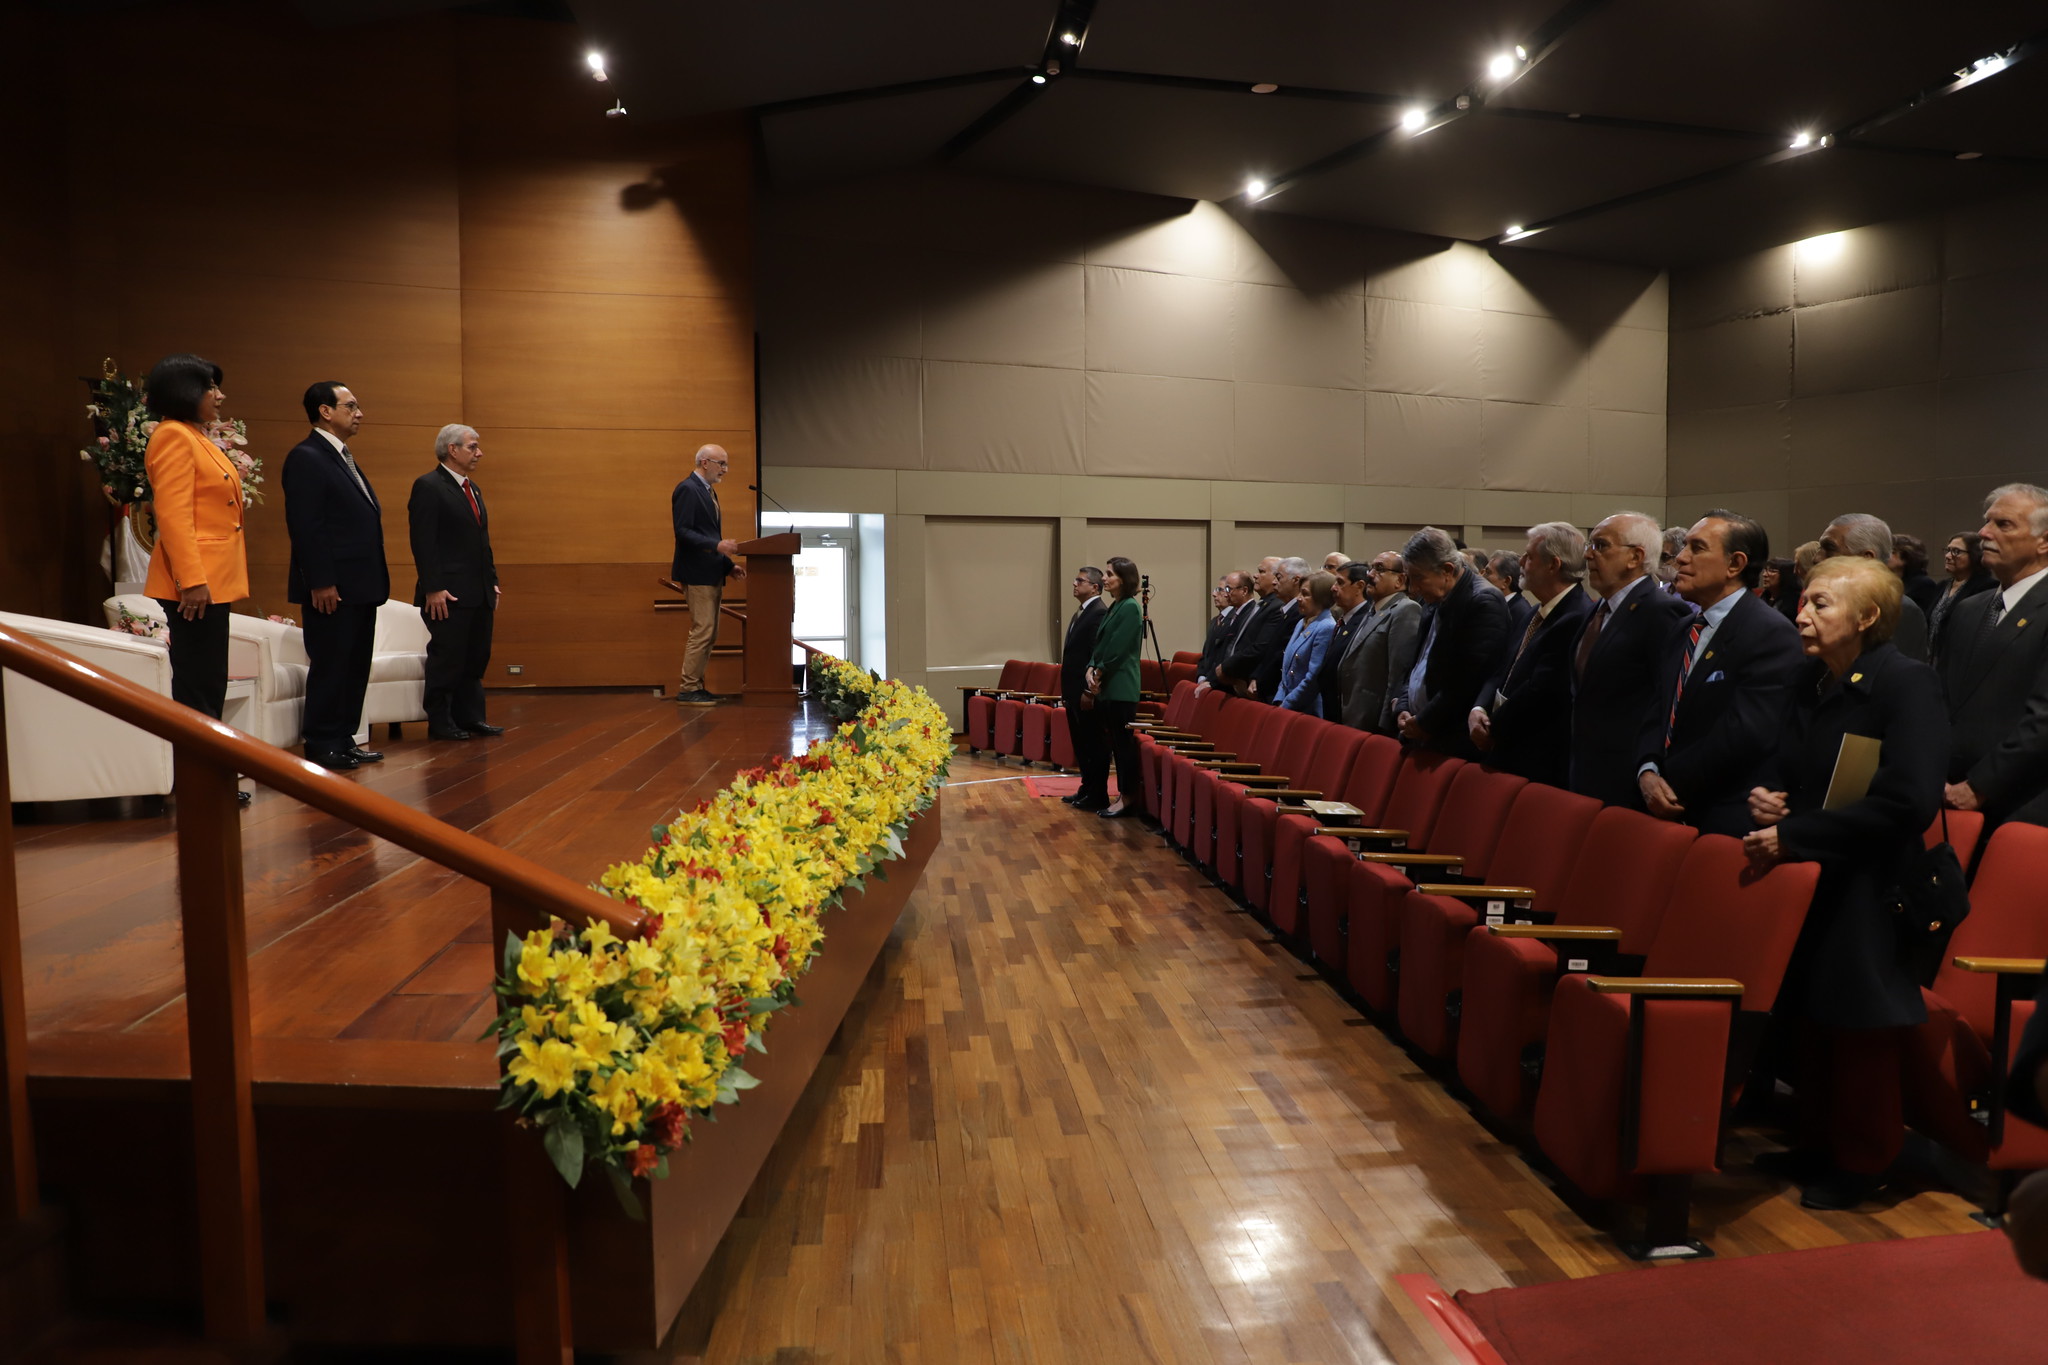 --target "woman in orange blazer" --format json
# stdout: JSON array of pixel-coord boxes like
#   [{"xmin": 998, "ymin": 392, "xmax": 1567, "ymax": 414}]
[{"xmin": 143, "ymin": 353, "xmax": 248, "ymax": 722}]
